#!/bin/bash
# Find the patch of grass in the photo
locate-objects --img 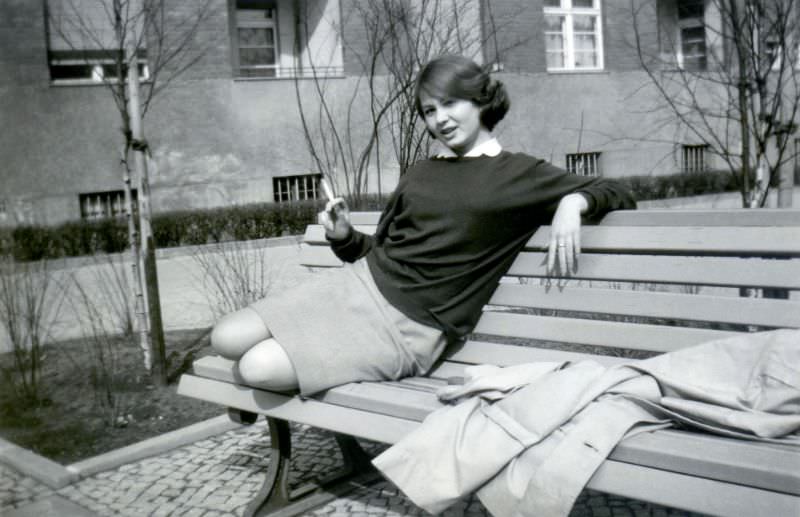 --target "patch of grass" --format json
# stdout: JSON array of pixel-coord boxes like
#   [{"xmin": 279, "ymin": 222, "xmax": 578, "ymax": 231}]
[{"xmin": 0, "ymin": 329, "xmax": 223, "ymax": 465}]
